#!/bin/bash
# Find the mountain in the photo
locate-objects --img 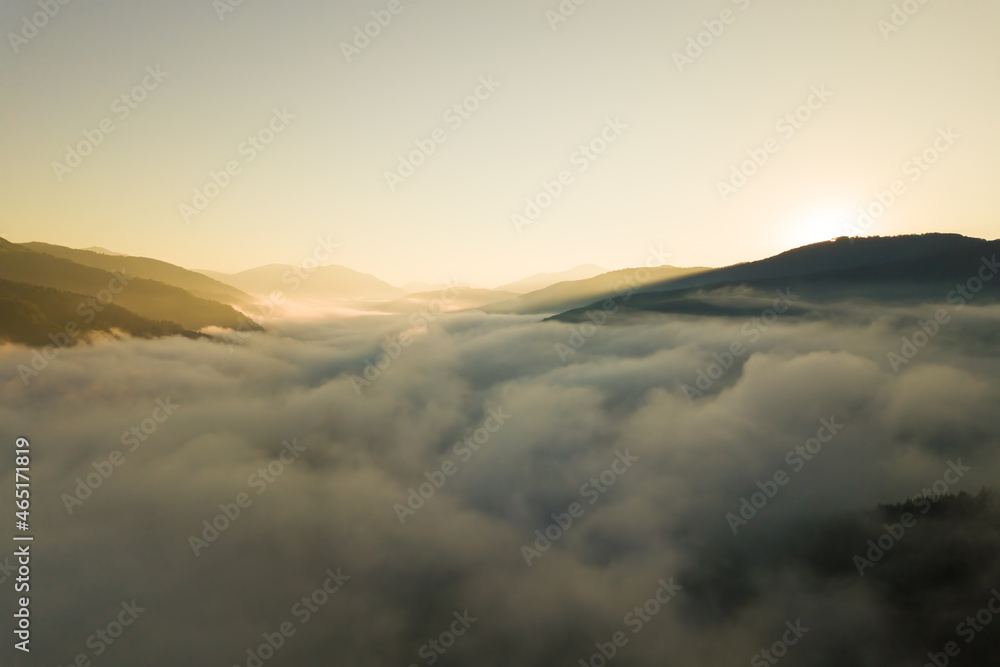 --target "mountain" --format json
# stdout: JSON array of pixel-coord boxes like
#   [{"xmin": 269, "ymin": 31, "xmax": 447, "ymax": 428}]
[
  {"xmin": 483, "ymin": 265, "xmax": 710, "ymax": 315},
  {"xmin": 0, "ymin": 277, "xmax": 193, "ymax": 347},
  {"xmin": 211, "ymin": 264, "xmax": 403, "ymax": 302},
  {"xmin": 551, "ymin": 234, "xmax": 1000, "ymax": 321},
  {"xmin": 22, "ymin": 242, "xmax": 252, "ymax": 307},
  {"xmin": 82, "ymin": 246, "xmax": 124, "ymax": 256},
  {"xmin": 398, "ymin": 281, "xmax": 475, "ymax": 295},
  {"xmin": 196, "ymin": 268, "xmax": 240, "ymax": 284},
  {"xmin": 399, "ymin": 281, "xmax": 444, "ymax": 295},
  {"xmin": 634, "ymin": 234, "xmax": 986, "ymax": 296},
  {"xmin": 0, "ymin": 238, "xmax": 257, "ymax": 332},
  {"xmin": 496, "ymin": 264, "xmax": 608, "ymax": 294},
  {"xmin": 377, "ymin": 287, "xmax": 520, "ymax": 314}
]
